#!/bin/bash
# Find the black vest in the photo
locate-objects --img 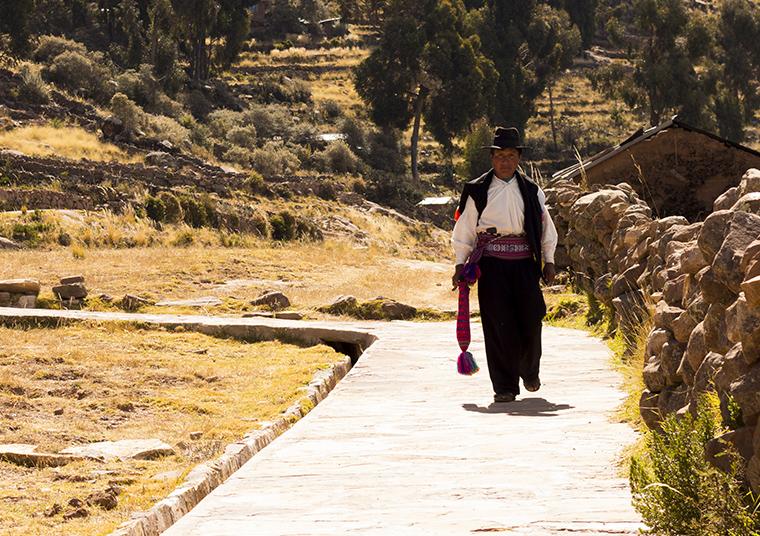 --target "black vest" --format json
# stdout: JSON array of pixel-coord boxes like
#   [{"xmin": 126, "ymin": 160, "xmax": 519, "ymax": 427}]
[{"xmin": 456, "ymin": 169, "xmax": 544, "ymax": 272}]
